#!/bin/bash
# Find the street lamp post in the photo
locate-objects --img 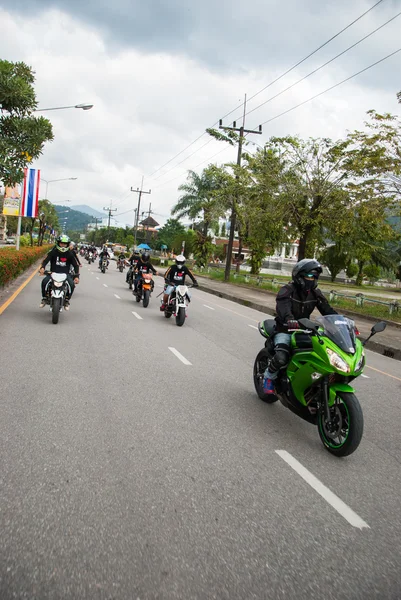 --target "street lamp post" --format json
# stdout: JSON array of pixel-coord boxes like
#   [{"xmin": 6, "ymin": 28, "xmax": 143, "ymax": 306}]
[
  {"xmin": 41, "ymin": 177, "xmax": 77, "ymax": 200},
  {"xmin": 34, "ymin": 103, "xmax": 94, "ymax": 112}
]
